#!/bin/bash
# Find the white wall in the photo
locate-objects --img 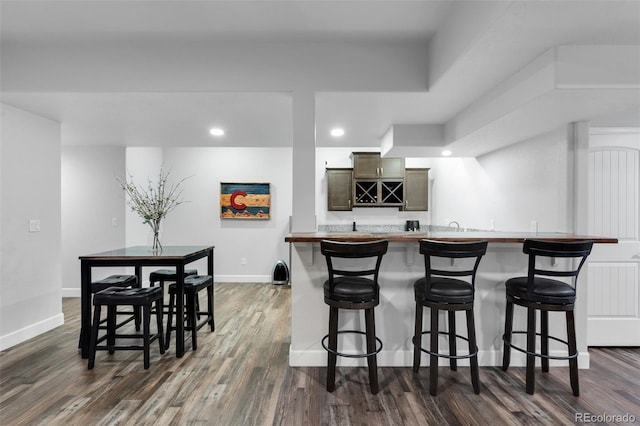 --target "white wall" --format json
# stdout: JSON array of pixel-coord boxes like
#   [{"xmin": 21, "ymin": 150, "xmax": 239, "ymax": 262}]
[
  {"xmin": 476, "ymin": 127, "xmax": 570, "ymax": 232},
  {"xmin": 61, "ymin": 146, "xmax": 127, "ymax": 296},
  {"xmin": 124, "ymin": 147, "xmax": 293, "ymax": 282},
  {"xmin": 0, "ymin": 103, "xmax": 63, "ymax": 350}
]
